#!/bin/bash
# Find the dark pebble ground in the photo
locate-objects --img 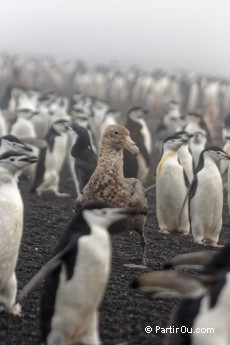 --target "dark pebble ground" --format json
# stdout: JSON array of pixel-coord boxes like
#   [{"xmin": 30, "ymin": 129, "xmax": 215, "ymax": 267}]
[{"xmin": 0, "ymin": 166, "xmax": 229, "ymax": 345}]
